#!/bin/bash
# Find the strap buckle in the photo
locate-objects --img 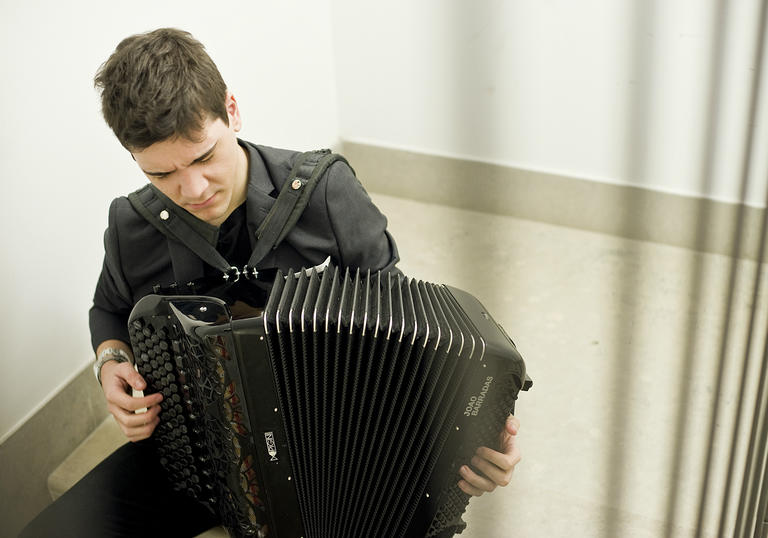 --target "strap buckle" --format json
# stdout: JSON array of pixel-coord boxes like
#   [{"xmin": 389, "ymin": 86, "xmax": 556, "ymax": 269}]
[
  {"xmin": 223, "ymin": 266, "xmax": 241, "ymax": 283},
  {"xmin": 242, "ymin": 265, "xmax": 259, "ymax": 280}
]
